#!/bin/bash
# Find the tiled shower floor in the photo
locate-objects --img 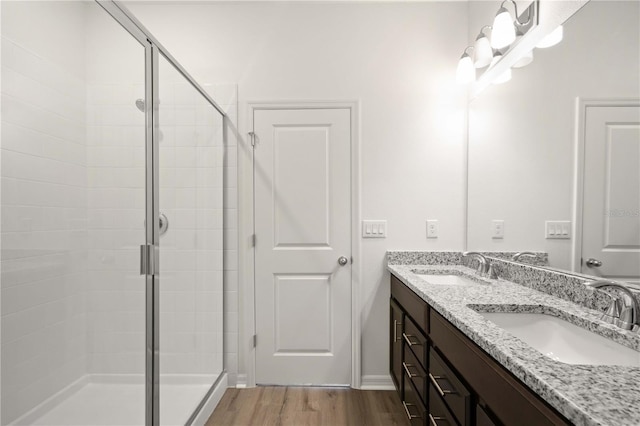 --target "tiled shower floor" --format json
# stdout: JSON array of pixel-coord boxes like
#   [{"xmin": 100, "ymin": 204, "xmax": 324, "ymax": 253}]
[{"xmin": 29, "ymin": 382, "xmax": 211, "ymax": 426}]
